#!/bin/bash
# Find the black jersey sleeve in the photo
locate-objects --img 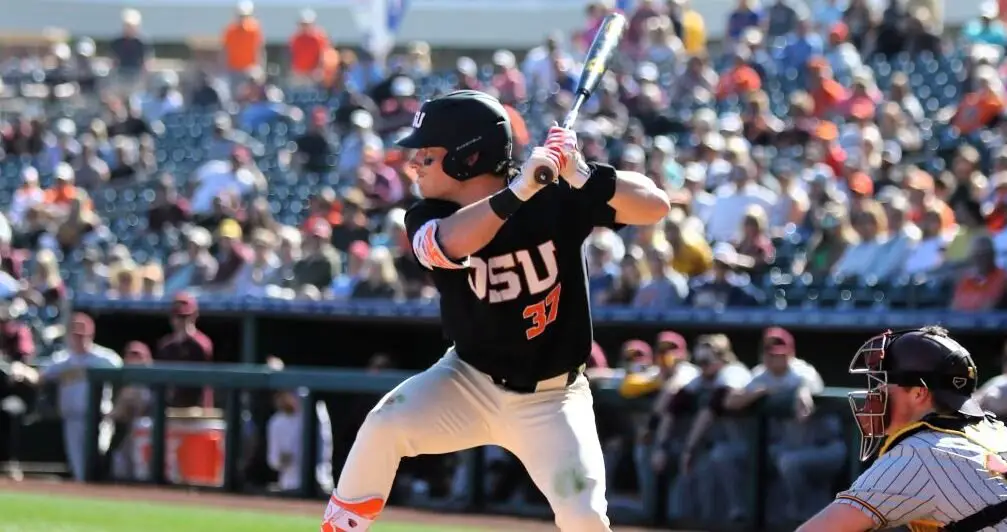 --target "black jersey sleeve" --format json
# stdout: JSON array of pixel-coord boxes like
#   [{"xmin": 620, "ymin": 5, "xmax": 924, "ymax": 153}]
[
  {"xmin": 557, "ymin": 162, "xmax": 624, "ymax": 238},
  {"xmin": 404, "ymin": 199, "xmax": 468, "ymax": 271}
]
